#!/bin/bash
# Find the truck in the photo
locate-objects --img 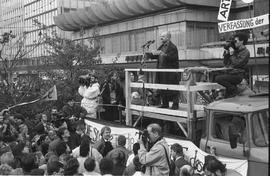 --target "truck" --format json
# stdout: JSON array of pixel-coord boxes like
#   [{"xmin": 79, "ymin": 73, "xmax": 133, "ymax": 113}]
[{"xmin": 124, "ymin": 67, "xmax": 268, "ymax": 176}]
